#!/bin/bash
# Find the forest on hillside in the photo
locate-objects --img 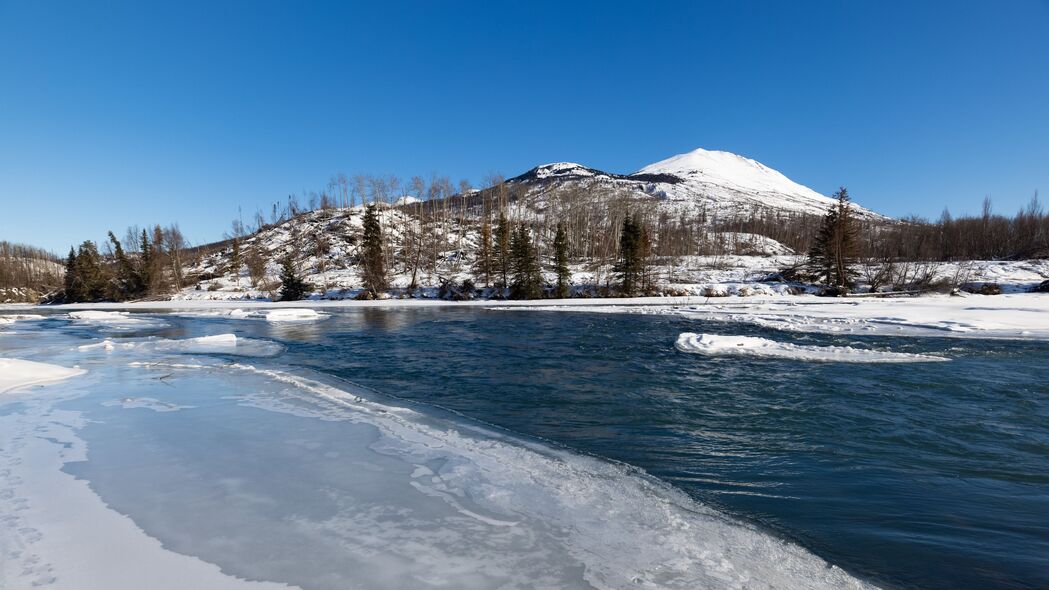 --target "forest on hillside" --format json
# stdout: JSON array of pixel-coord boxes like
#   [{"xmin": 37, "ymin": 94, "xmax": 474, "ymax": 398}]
[{"xmin": 19, "ymin": 174, "xmax": 1049, "ymax": 303}]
